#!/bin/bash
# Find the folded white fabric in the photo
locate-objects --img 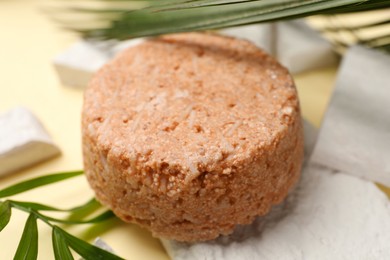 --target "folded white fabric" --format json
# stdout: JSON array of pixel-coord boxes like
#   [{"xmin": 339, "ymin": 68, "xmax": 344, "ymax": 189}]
[
  {"xmin": 162, "ymin": 47, "xmax": 390, "ymax": 259},
  {"xmin": 0, "ymin": 107, "xmax": 61, "ymax": 176},
  {"xmin": 311, "ymin": 45, "xmax": 390, "ymax": 186}
]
